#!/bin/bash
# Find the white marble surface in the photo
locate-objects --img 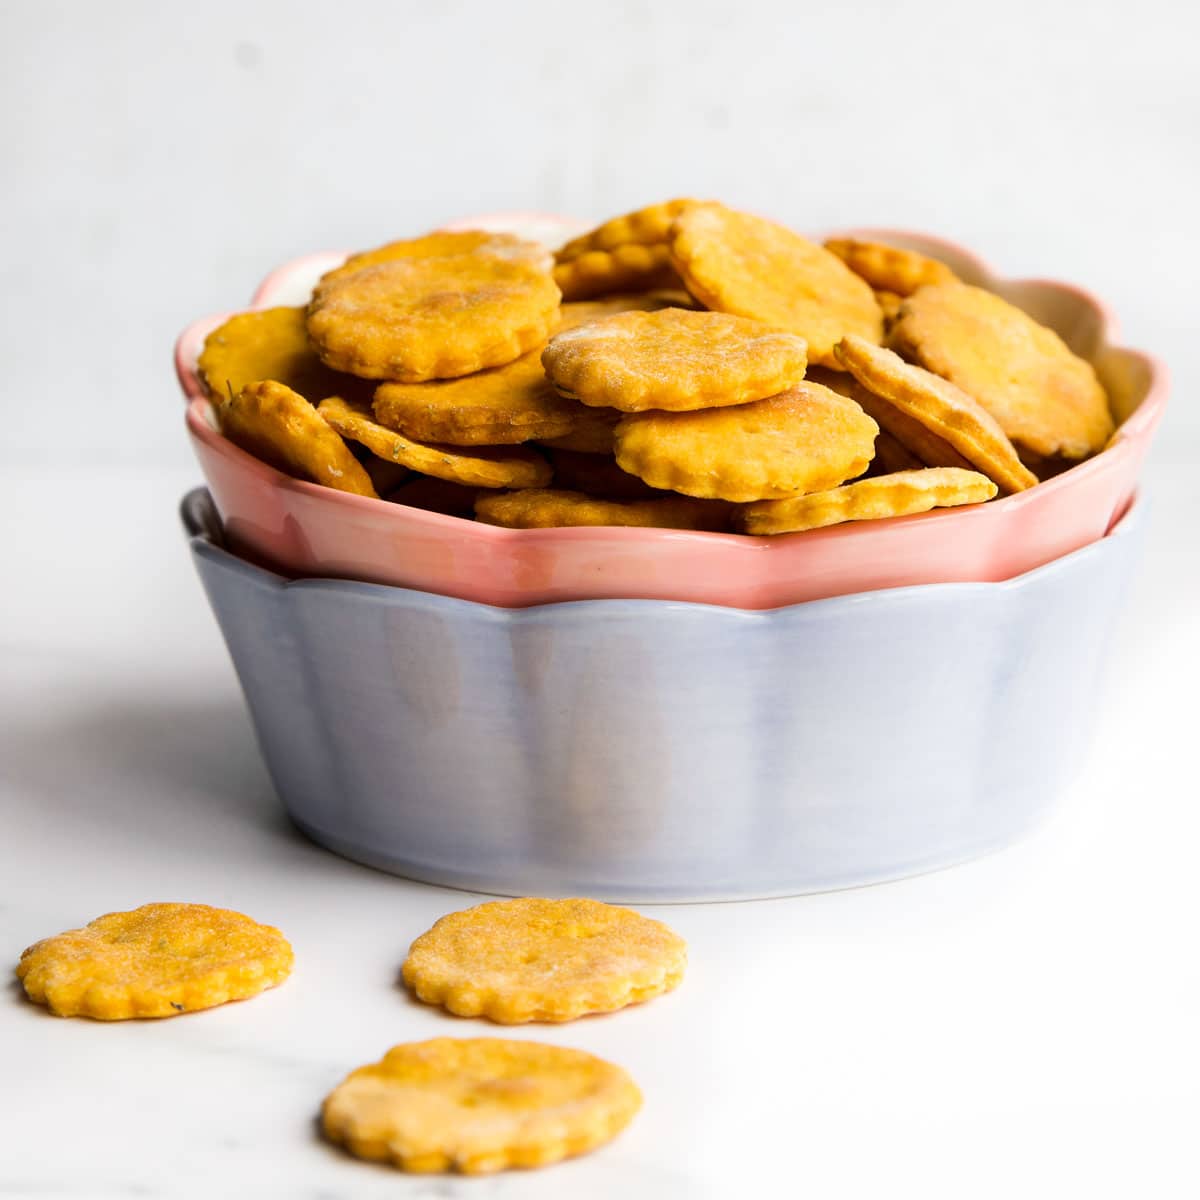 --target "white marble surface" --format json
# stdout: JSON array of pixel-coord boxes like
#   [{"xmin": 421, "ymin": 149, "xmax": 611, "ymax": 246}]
[{"xmin": 2, "ymin": 465, "xmax": 1198, "ymax": 1198}]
